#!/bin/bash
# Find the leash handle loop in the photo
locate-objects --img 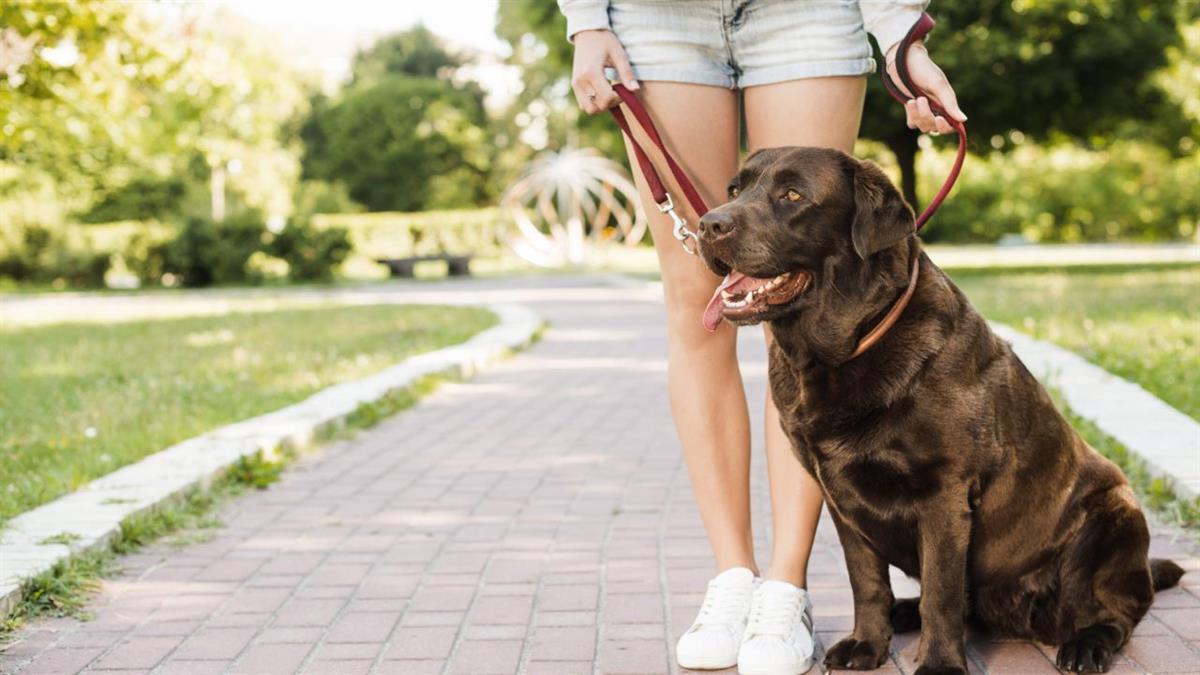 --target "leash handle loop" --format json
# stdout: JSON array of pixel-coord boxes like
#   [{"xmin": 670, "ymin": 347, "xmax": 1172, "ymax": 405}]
[{"xmin": 879, "ymin": 12, "xmax": 967, "ymax": 231}]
